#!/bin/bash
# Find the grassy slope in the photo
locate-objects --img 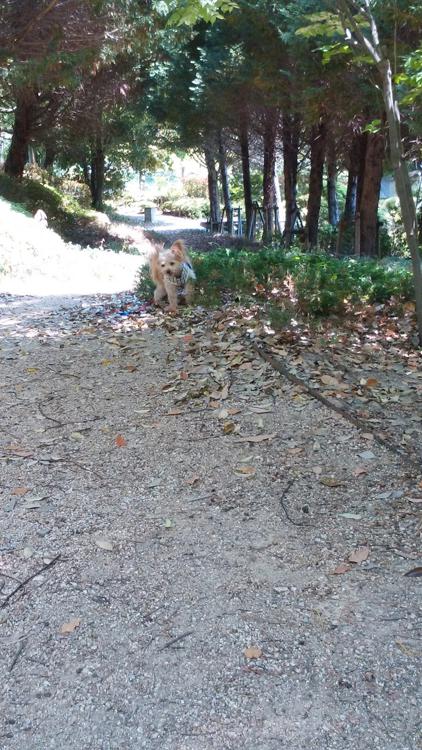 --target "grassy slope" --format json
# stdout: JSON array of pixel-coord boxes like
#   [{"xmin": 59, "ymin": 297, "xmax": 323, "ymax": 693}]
[{"xmin": 0, "ymin": 195, "xmax": 142, "ymax": 295}]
